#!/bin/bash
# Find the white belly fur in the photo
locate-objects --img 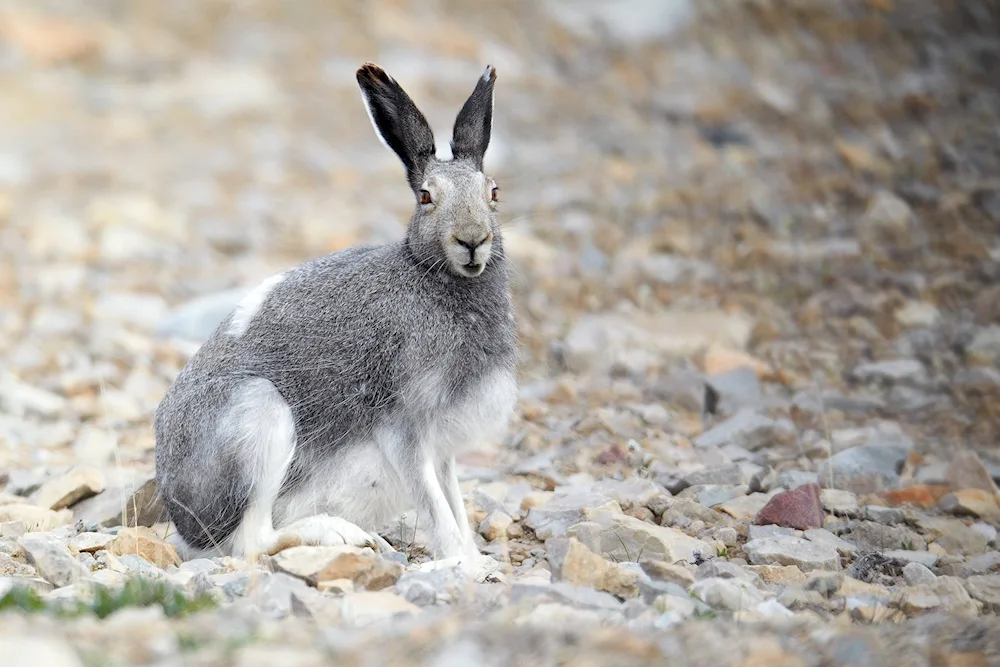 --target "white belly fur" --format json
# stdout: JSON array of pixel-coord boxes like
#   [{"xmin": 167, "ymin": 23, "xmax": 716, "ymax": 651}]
[{"xmin": 275, "ymin": 367, "xmax": 517, "ymax": 531}]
